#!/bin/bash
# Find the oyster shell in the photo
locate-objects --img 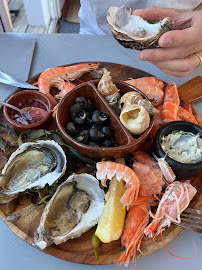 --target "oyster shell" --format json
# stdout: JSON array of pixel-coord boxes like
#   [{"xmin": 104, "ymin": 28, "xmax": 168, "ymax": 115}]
[
  {"xmin": 120, "ymin": 104, "xmax": 150, "ymax": 135},
  {"xmin": 34, "ymin": 173, "xmax": 105, "ymax": 249},
  {"xmin": 0, "ymin": 140, "xmax": 66, "ymax": 204},
  {"xmin": 107, "ymin": 6, "xmax": 174, "ymax": 50}
]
